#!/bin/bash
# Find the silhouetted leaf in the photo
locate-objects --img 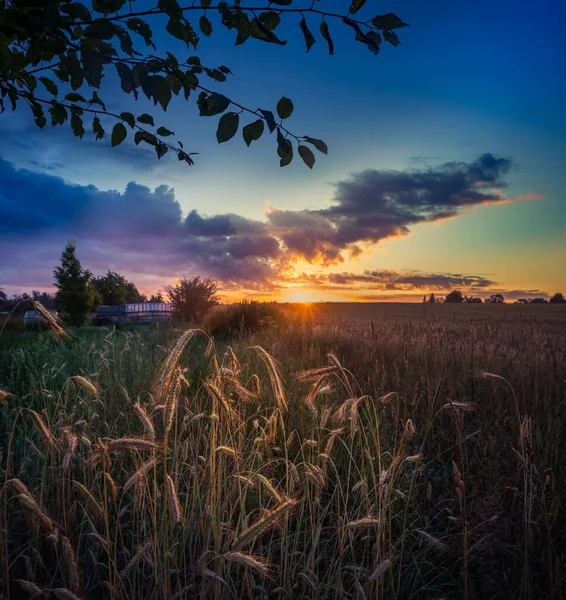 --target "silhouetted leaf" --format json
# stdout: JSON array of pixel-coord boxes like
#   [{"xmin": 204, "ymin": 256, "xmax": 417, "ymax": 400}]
[
  {"xmin": 277, "ymin": 127, "xmax": 293, "ymax": 166},
  {"xmin": 201, "ymin": 0, "xmax": 211, "ymax": 6},
  {"xmin": 49, "ymin": 103, "xmax": 67, "ymax": 126},
  {"xmin": 383, "ymin": 30, "xmax": 401, "ymax": 46},
  {"xmin": 299, "ymin": 18, "xmax": 316, "ymax": 52},
  {"xmin": 157, "ymin": 126, "xmax": 174, "ymax": 136},
  {"xmin": 93, "ymin": 116, "xmax": 105, "ymax": 139},
  {"xmin": 320, "ymin": 21, "xmax": 334, "ymax": 55},
  {"xmin": 349, "ymin": 0, "xmax": 367, "ymax": 14},
  {"xmin": 371, "ymin": 13, "xmax": 408, "ymax": 29},
  {"xmin": 65, "ymin": 93, "xmax": 86, "ymax": 103},
  {"xmin": 71, "ymin": 112, "xmax": 85, "ymax": 138},
  {"xmin": 259, "ymin": 109, "xmax": 277, "ymax": 133},
  {"xmin": 61, "ymin": 3, "xmax": 92, "ymax": 21},
  {"xmin": 39, "ymin": 77, "xmax": 58, "ymax": 96},
  {"xmin": 127, "ymin": 18, "xmax": 155, "ymax": 47},
  {"xmin": 216, "ymin": 112, "xmax": 239, "ymax": 143},
  {"xmin": 250, "ymin": 18, "xmax": 286, "ymax": 45},
  {"xmin": 298, "ymin": 144, "xmax": 315, "ymax": 168},
  {"xmin": 199, "ymin": 16, "xmax": 212, "ymax": 36},
  {"xmin": 198, "ymin": 92, "xmax": 230, "ymax": 116},
  {"xmin": 134, "ymin": 130, "xmax": 158, "ymax": 145},
  {"xmin": 158, "ymin": 0, "xmax": 182, "ymax": 18},
  {"xmin": 242, "ymin": 119, "xmax": 264, "ymax": 146},
  {"xmin": 276, "ymin": 97, "xmax": 294, "ymax": 120},
  {"xmin": 111, "ymin": 122, "xmax": 127, "ymax": 146},
  {"xmin": 84, "ymin": 19, "xmax": 119, "ymax": 40},
  {"xmin": 120, "ymin": 111, "xmax": 135, "ymax": 128},
  {"xmin": 93, "ymin": 0, "xmax": 127, "ymax": 13},
  {"xmin": 259, "ymin": 11, "xmax": 281, "ymax": 31},
  {"xmin": 303, "ymin": 136, "xmax": 328, "ymax": 154},
  {"xmin": 115, "ymin": 62, "xmax": 135, "ymax": 93},
  {"xmin": 270, "ymin": 0, "xmax": 292, "ymax": 5},
  {"xmin": 137, "ymin": 113, "xmax": 154, "ymax": 125},
  {"xmin": 156, "ymin": 143, "xmax": 168, "ymax": 158}
]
